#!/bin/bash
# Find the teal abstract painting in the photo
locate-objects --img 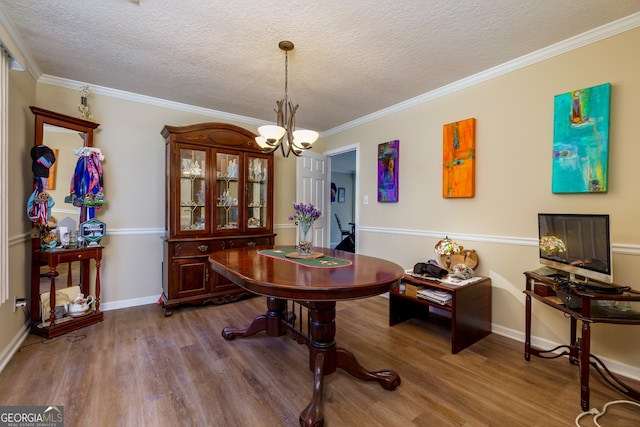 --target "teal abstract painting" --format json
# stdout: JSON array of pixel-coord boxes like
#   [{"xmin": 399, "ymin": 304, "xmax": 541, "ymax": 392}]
[{"xmin": 552, "ymin": 83, "xmax": 610, "ymax": 193}]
